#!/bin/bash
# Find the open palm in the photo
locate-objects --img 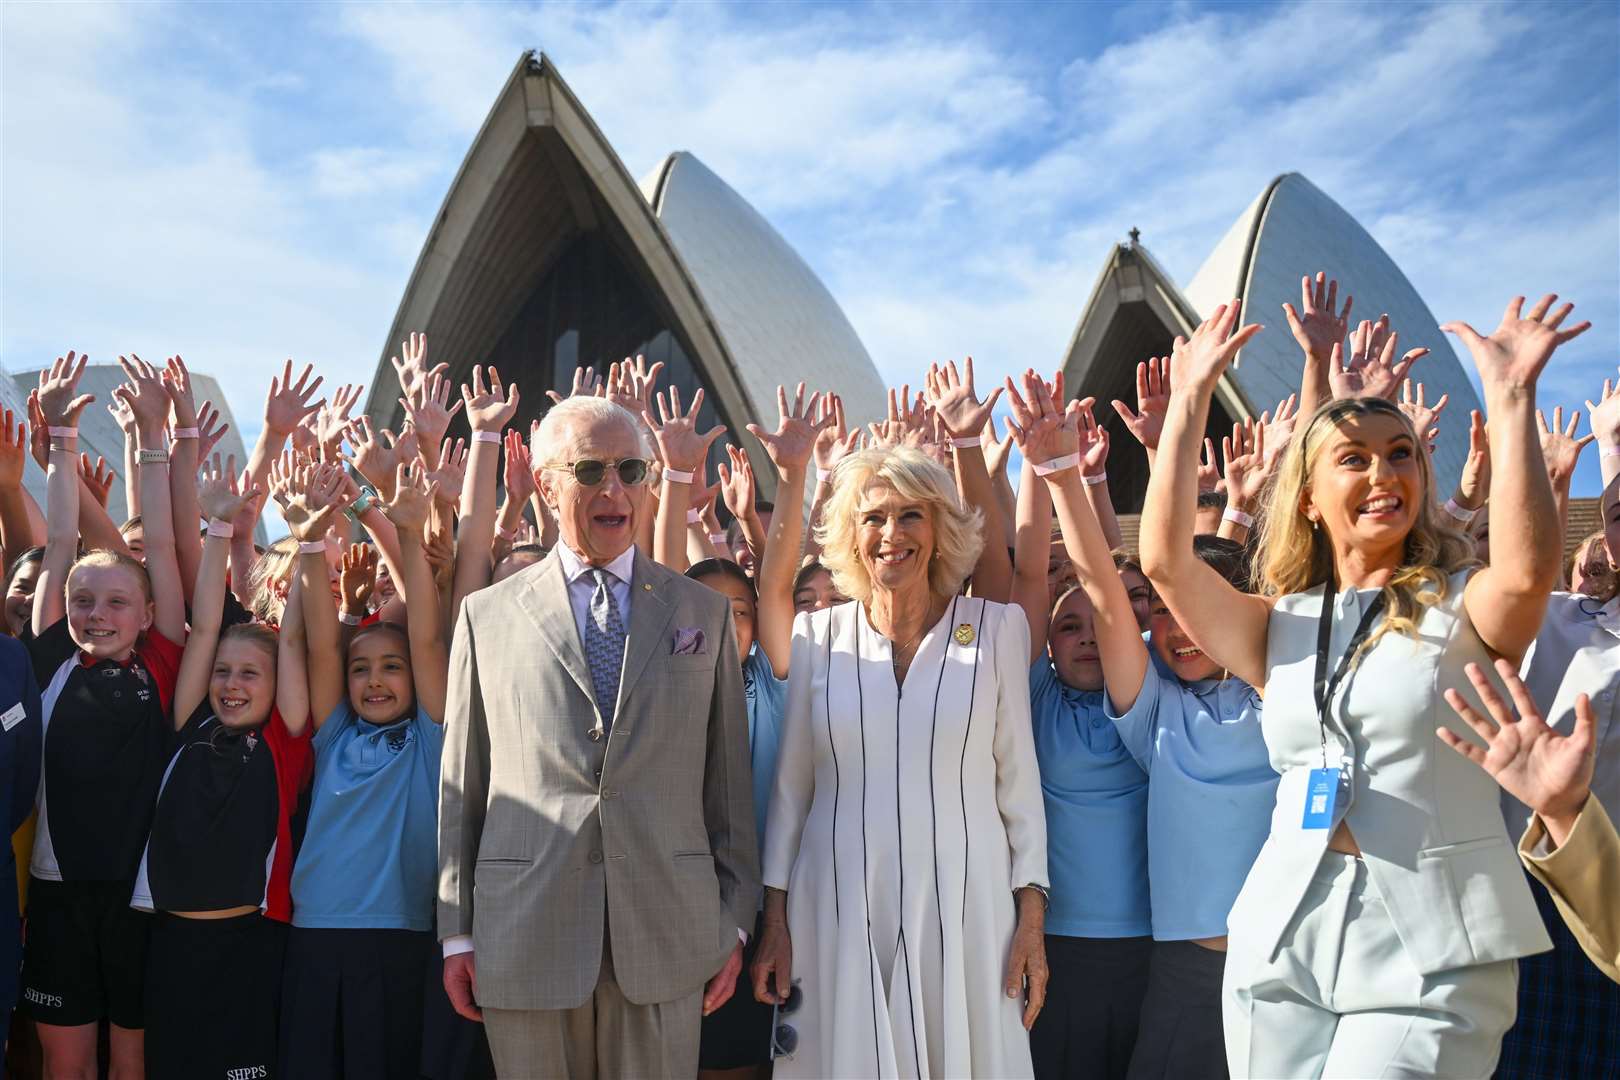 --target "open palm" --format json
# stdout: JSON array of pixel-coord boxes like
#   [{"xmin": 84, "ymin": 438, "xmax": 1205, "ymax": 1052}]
[{"xmin": 1443, "ymin": 294, "xmax": 1591, "ymax": 391}]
